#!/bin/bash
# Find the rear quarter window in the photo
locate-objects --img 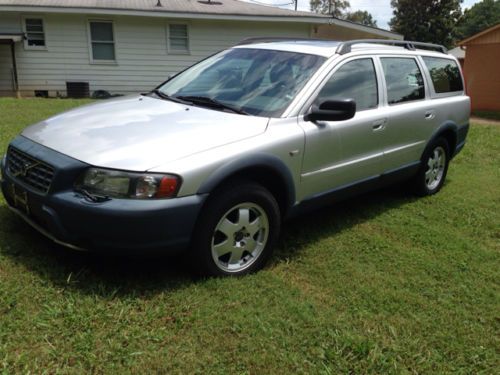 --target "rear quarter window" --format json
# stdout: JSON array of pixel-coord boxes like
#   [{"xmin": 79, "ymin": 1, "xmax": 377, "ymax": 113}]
[{"xmin": 422, "ymin": 57, "xmax": 463, "ymax": 94}]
